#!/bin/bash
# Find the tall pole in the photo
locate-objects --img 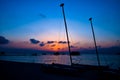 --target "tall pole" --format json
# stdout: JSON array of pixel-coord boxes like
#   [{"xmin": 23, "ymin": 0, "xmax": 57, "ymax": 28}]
[
  {"xmin": 89, "ymin": 17, "xmax": 100, "ymax": 67},
  {"xmin": 60, "ymin": 3, "xmax": 72, "ymax": 66}
]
